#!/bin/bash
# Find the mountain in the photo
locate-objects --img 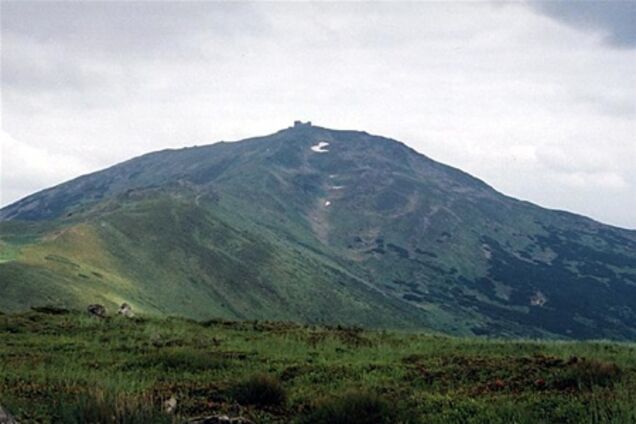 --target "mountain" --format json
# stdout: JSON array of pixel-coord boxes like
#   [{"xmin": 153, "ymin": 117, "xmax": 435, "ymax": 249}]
[{"xmin": 2, "ymin": 122, "xmax": 636, "ymax": 339}]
